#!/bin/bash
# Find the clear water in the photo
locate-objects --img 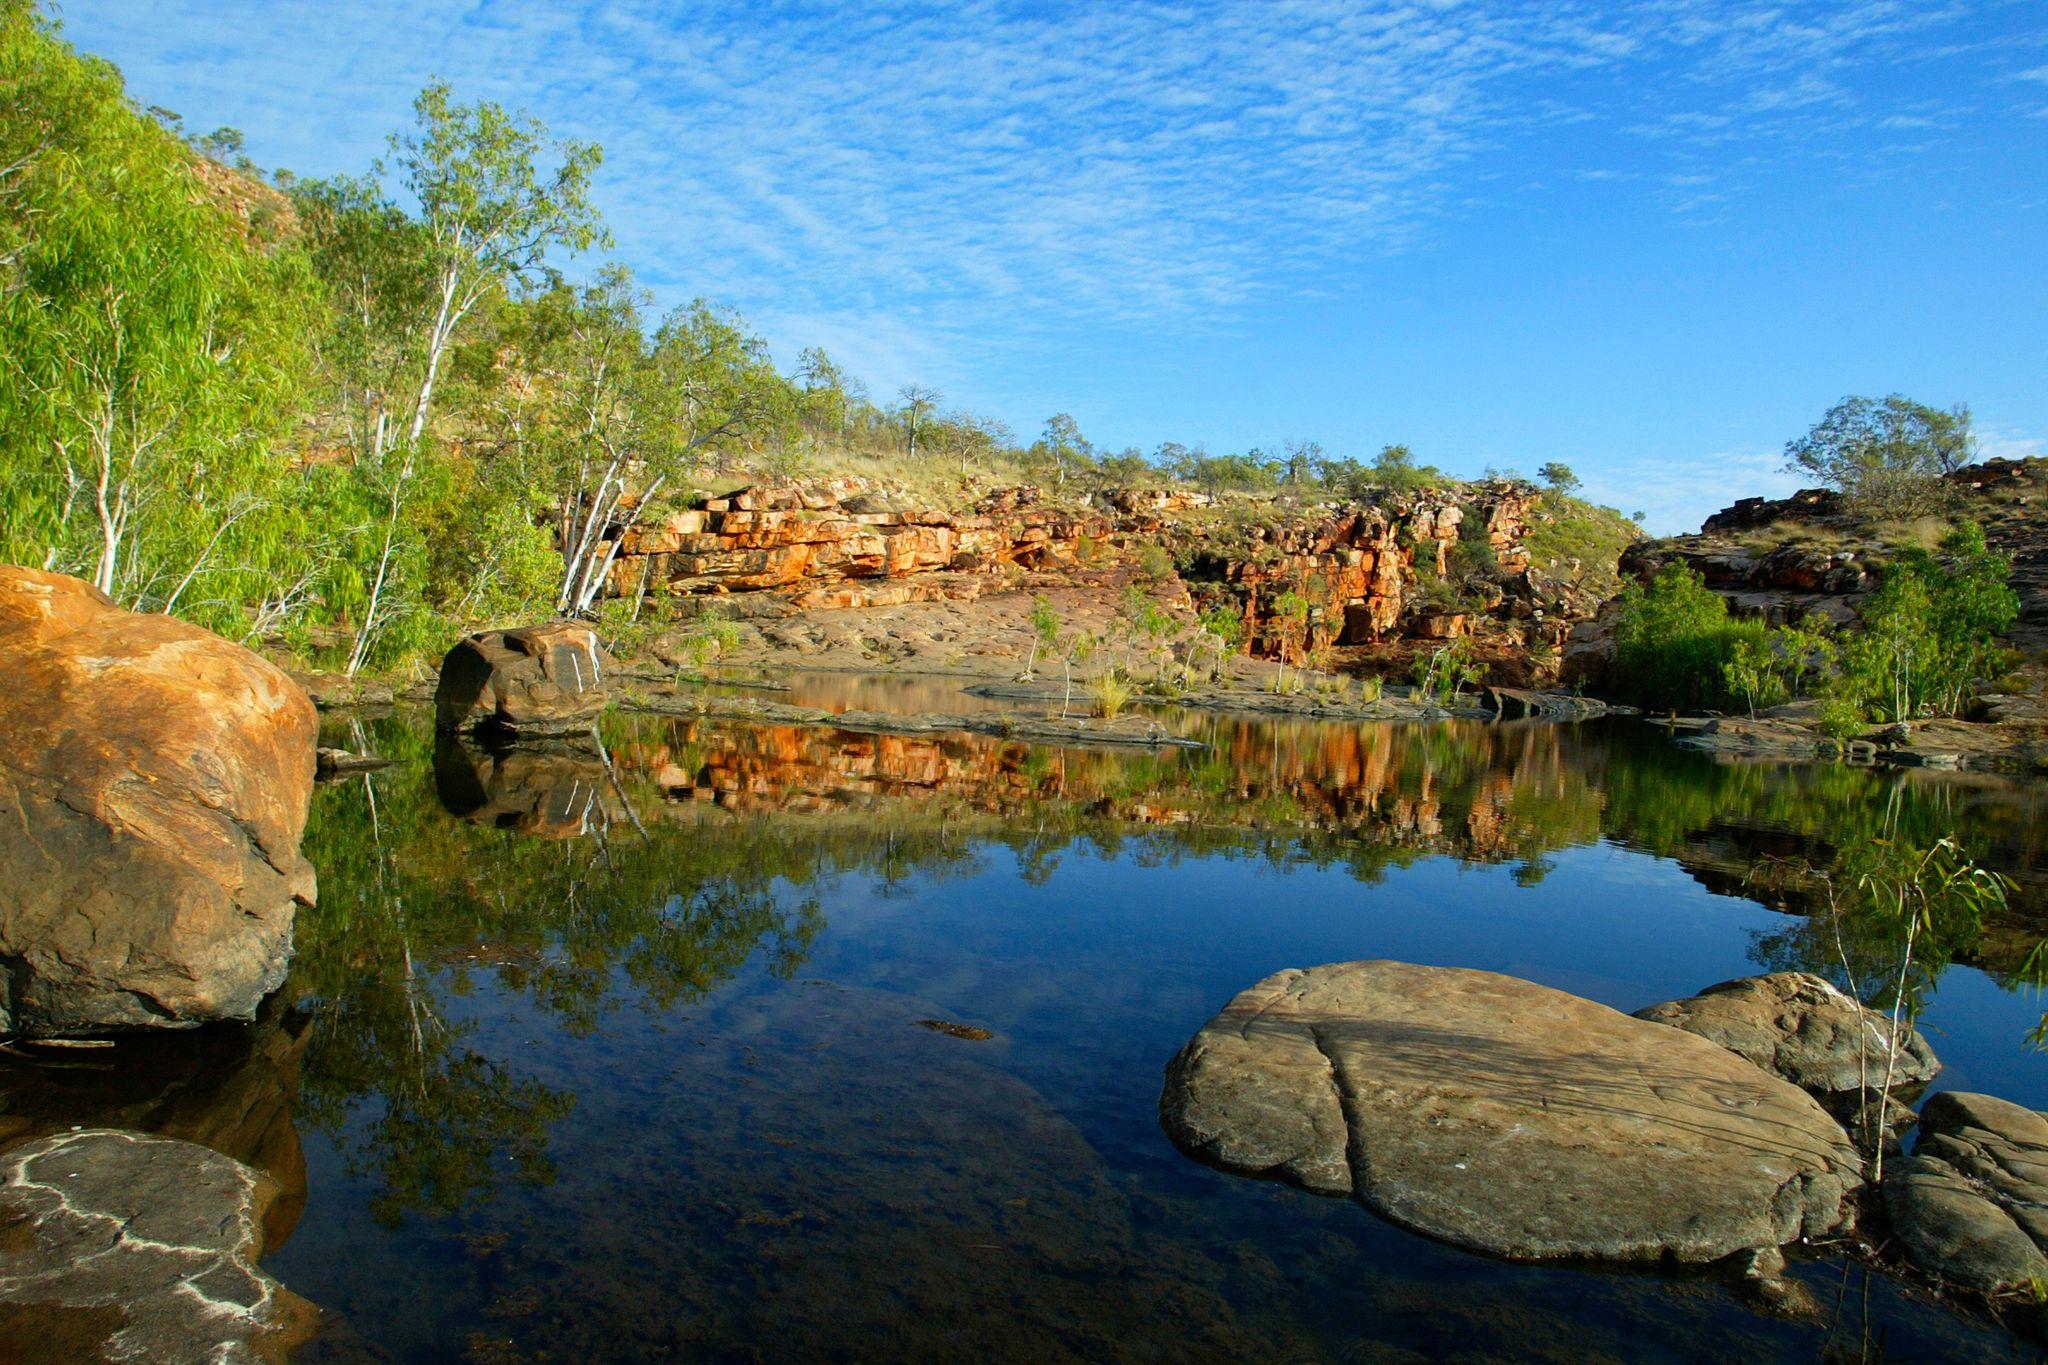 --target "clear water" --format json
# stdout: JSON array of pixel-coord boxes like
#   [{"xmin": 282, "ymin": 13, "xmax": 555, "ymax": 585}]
[{"xmin": 21, "ymin": 676, "xmax": 2048, "ymax": 1361}]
